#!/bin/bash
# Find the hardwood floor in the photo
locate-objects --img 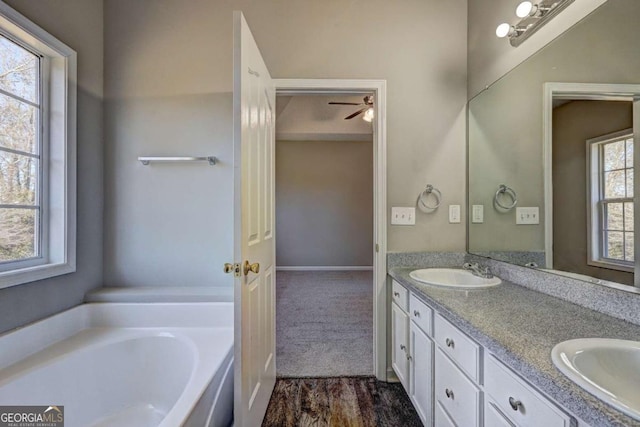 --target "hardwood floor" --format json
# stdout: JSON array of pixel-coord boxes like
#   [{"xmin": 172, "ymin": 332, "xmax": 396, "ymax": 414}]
[{"xmin": 262, "ymin": 377, "xmax": 422, "ymax": 427}]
